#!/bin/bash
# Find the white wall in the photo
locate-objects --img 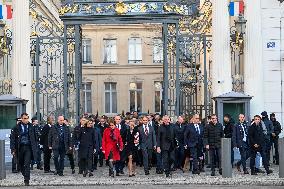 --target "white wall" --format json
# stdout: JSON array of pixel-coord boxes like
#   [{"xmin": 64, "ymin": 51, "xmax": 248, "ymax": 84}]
[{"xmin": 260, "ymin": 0, "xmax": 284, "ymax": 135}]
